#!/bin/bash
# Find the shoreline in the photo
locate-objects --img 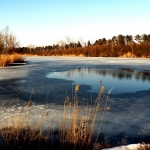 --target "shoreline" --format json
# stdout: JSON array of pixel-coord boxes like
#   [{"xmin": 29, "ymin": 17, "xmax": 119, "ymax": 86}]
[{"xmin": 22, "ymin": 54, "xmax": 150, "ymax": 58}]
